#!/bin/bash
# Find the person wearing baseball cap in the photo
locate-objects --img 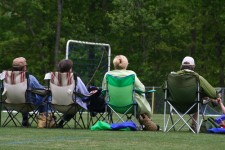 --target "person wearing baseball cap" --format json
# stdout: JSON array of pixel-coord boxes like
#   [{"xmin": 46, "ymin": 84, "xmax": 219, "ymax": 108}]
[
  {"xmin": 11, "ymin": 57, "xmax": 50, "ymax": 127},
  {"xmin": 181, "ymin": 56, "xmax": 195, "ymax": 66},
  {"xmin": 176, "ymin": 56, "xmax": 221, "ymax": 131}
]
